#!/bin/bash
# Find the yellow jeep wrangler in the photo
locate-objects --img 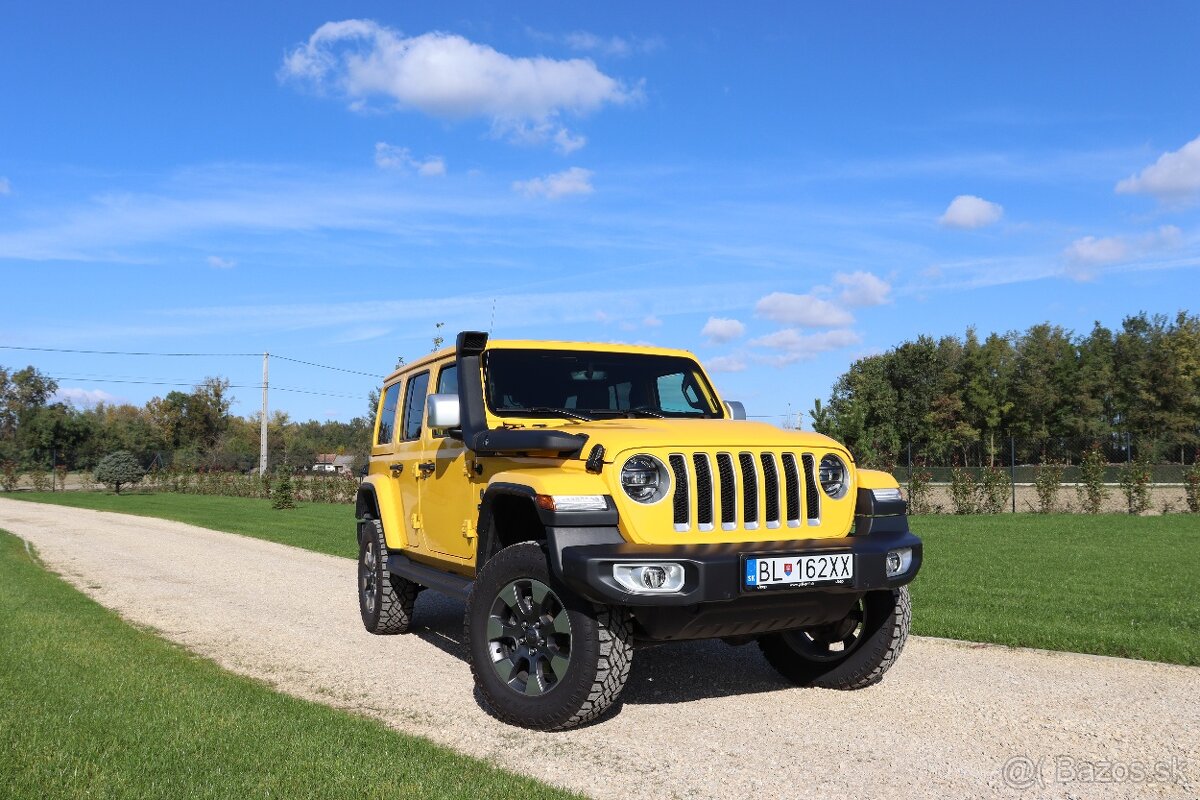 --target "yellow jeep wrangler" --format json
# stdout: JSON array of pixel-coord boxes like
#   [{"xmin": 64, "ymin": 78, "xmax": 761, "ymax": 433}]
[{"xmin": 356, "ymin": 331, "xmax": 922, "ymax": 730}]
